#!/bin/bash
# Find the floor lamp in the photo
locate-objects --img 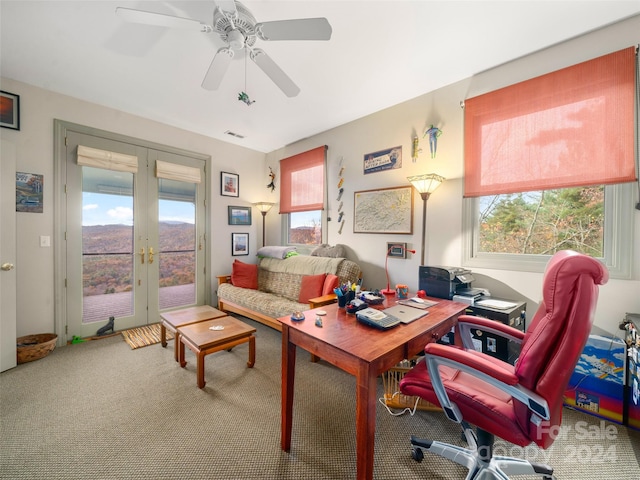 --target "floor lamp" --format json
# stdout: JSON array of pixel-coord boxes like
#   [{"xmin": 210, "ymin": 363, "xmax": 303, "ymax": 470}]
[
  {"xmin": 407, "ymin": 173, "xmax": 445, "ymax": 266},
  {"xmin": 253, "ymin": 202, "xmax": 274, "ymax": 247}
]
